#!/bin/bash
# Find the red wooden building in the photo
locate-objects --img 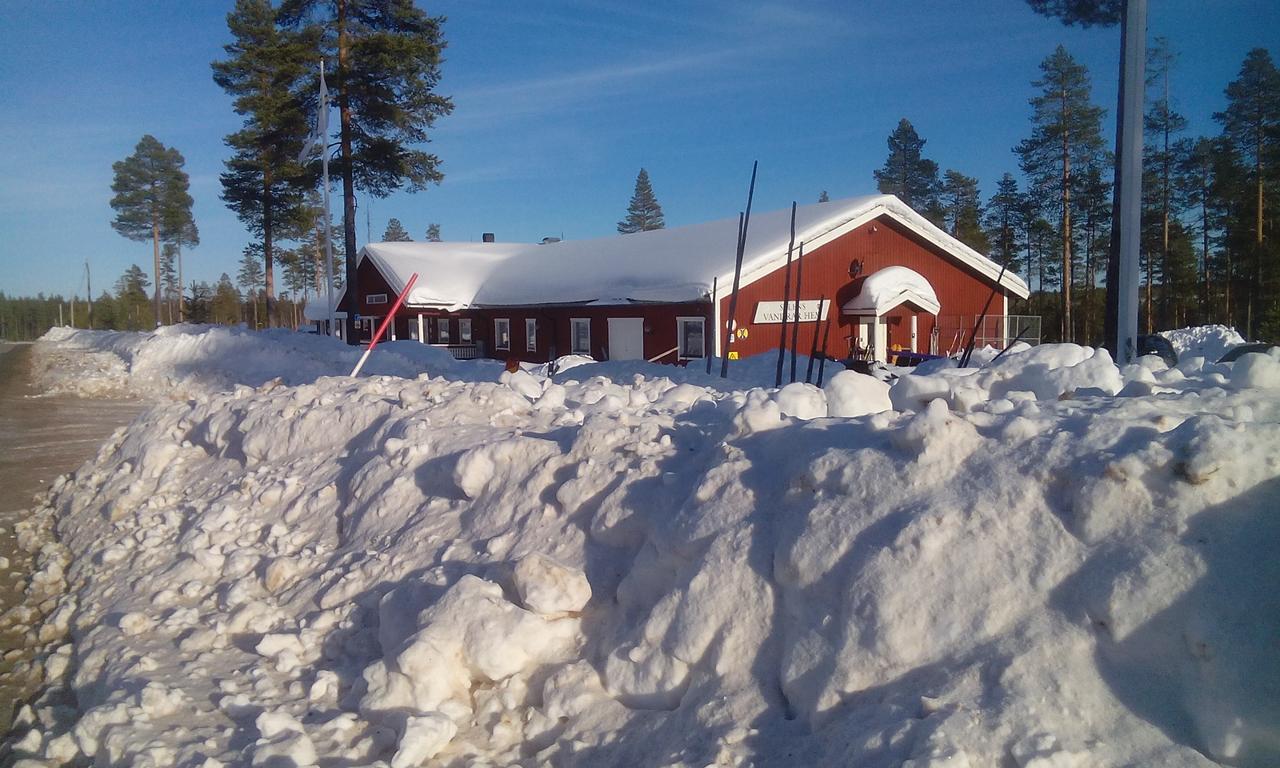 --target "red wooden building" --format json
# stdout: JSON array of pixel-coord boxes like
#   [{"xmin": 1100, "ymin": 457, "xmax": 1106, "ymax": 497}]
[{"xmin": 336, "ymin": 195, "xmax": 1031, "ymax": 365}]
